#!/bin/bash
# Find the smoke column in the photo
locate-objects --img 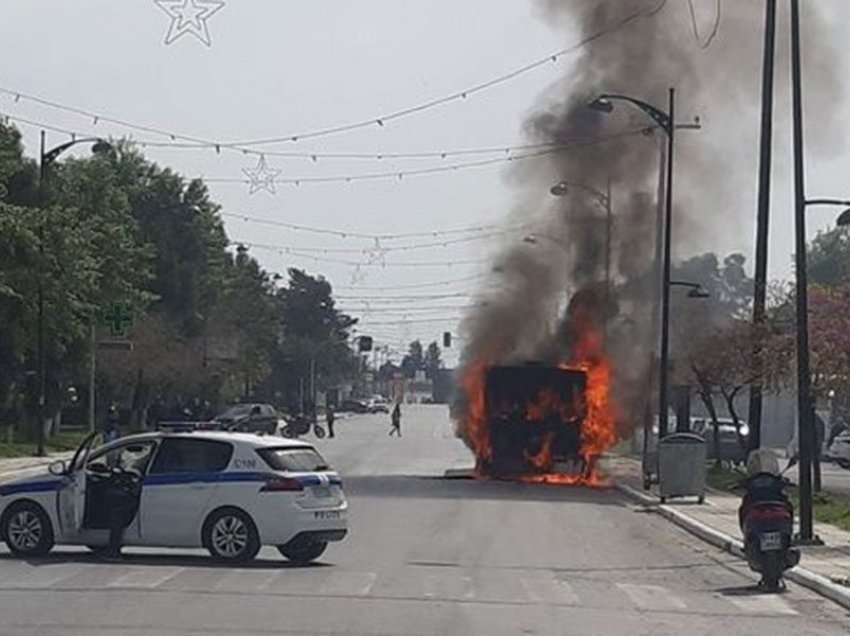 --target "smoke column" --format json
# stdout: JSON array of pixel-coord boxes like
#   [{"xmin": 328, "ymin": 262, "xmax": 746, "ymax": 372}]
[{"xmin": 456, "ymin": 0, "xmax": 842, "ymax": 443}]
